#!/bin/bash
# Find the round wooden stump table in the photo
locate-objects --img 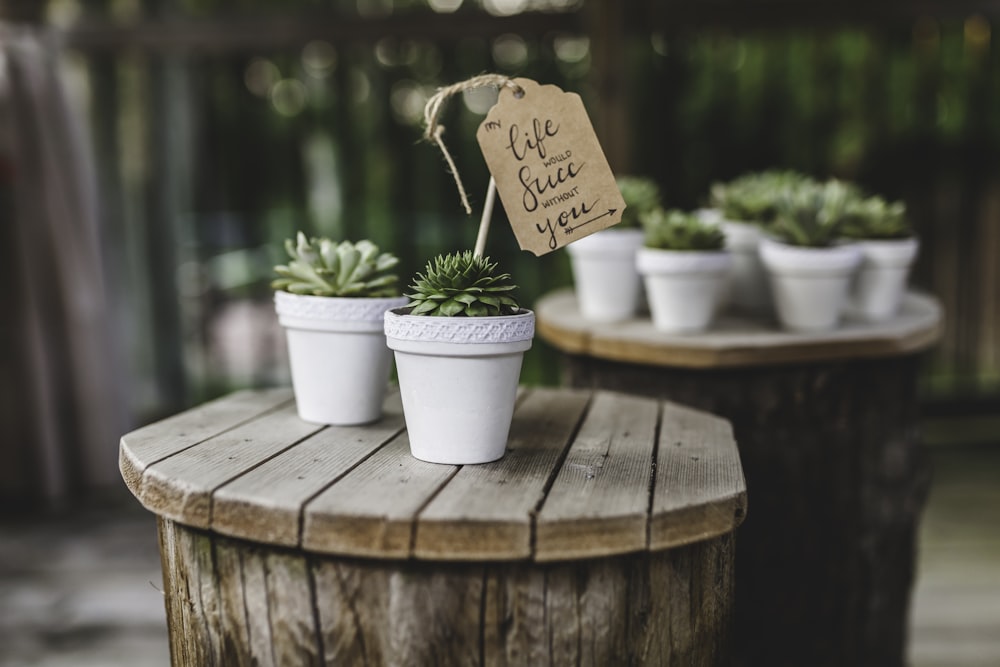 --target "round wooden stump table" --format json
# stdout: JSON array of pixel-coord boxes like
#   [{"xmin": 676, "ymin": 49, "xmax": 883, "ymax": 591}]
[
  {"xmin": 120, "ymin": 385, "xmax": 746, "ymax": 666},
  {"xmin": 535, "ymin": 287, "xmax": 943, "ymax": 667}
]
